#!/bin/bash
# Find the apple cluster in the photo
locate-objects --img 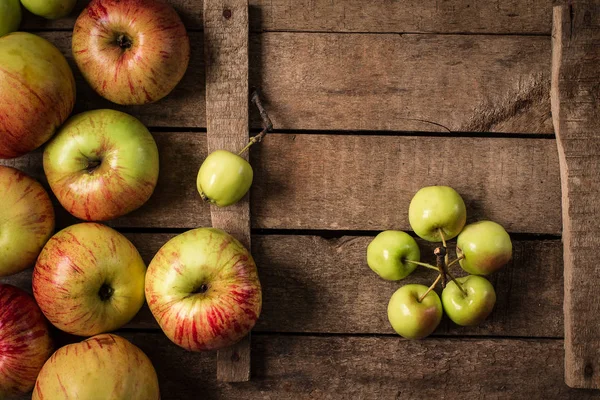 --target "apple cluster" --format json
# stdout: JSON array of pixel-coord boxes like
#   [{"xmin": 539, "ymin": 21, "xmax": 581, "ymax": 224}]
[
  {"xmin": 0, "ymin": 1, "xmax": 263, "ymax": 398},
  {"xmin": 367, "ymin": 186, "xmax": 512, "ymax": 339}
]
